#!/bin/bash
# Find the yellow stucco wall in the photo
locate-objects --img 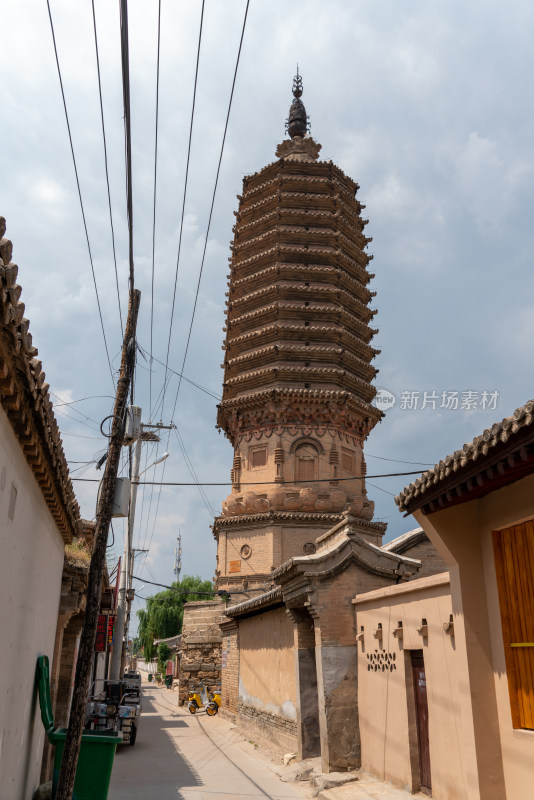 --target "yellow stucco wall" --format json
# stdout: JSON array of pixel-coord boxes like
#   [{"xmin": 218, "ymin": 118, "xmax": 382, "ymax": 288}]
[
  {"xmin": 417, "ymin": 475, "xmax": 534, "ymax": 800},
  {"xmin": 355, "ymin": 574, "xmax": 467, "ymax": 798},
  {"xmin": 238, "ymin": 605, "xmax": 297, "ymax": 720}
]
